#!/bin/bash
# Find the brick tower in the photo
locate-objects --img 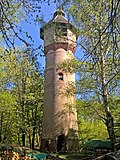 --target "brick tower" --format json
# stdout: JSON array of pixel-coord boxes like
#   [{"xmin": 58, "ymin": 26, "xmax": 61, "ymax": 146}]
[{"xmin": 40, "ymin": 9, "xmax": 79, "ymax": 152}]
